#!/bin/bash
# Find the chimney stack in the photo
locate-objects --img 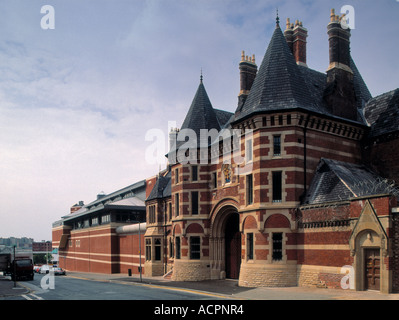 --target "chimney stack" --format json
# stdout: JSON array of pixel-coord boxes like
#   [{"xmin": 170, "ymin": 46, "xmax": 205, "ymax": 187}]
[
  {"xmin": 70, "ymin": 201, "xmax": 84, "ymax": 214},
  {"xmin": 327, "ymin": 9, "xmax": 352, "ymax": 74},
  {"xmin": 237, "ymin": 50, "xmax": 257, "ymax": 111},
  {"xmin": 324, "ymin": 8, "xmax": 357, "ymax": 121},
  {"xmin": 284, "ymin": 18, "xmax": 308, "ymax": 67}
]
